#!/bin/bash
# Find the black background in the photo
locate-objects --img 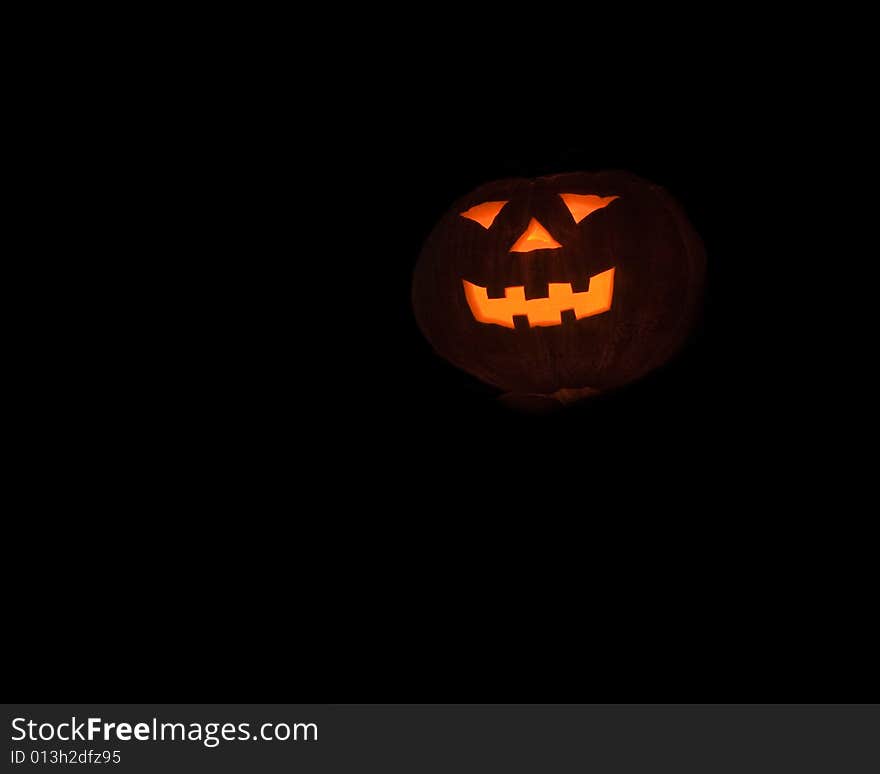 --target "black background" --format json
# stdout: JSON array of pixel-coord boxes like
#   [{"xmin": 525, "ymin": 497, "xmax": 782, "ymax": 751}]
[{"xmin": 12, "ymin": 32, "xmax": 872, "ymax": 707}]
